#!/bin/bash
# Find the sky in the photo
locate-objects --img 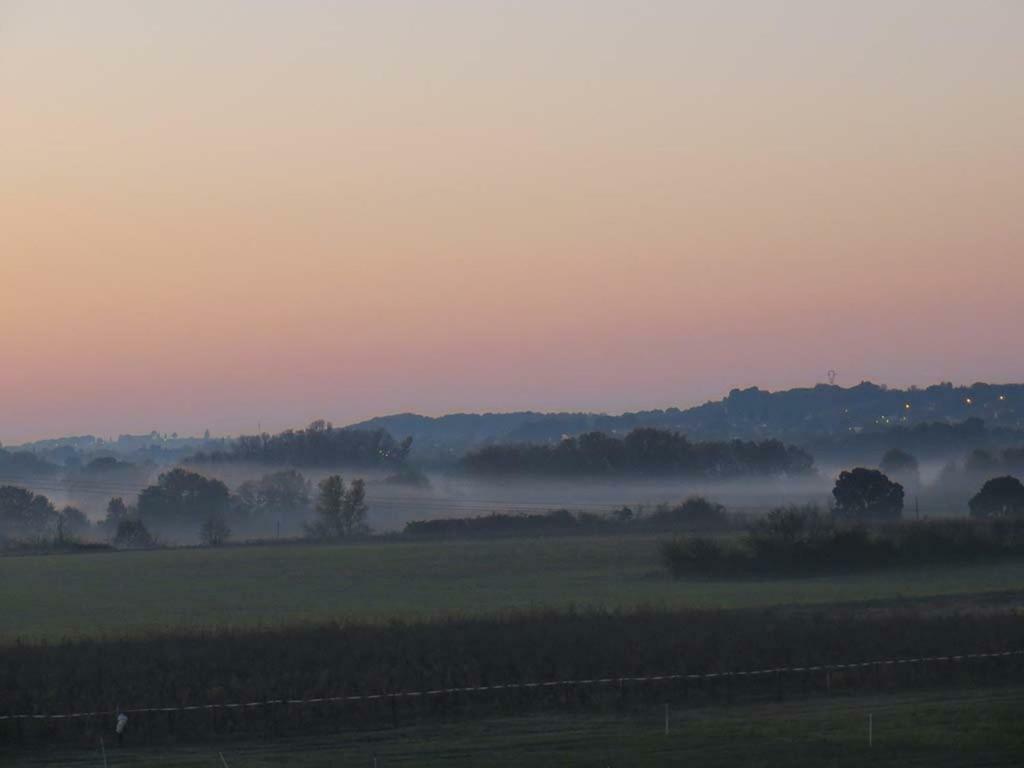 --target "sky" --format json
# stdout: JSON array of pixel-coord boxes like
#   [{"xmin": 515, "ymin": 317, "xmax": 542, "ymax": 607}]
[{"xmin": 2, "ymin": 1, "xmax": 1023, "ymax": 443}]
